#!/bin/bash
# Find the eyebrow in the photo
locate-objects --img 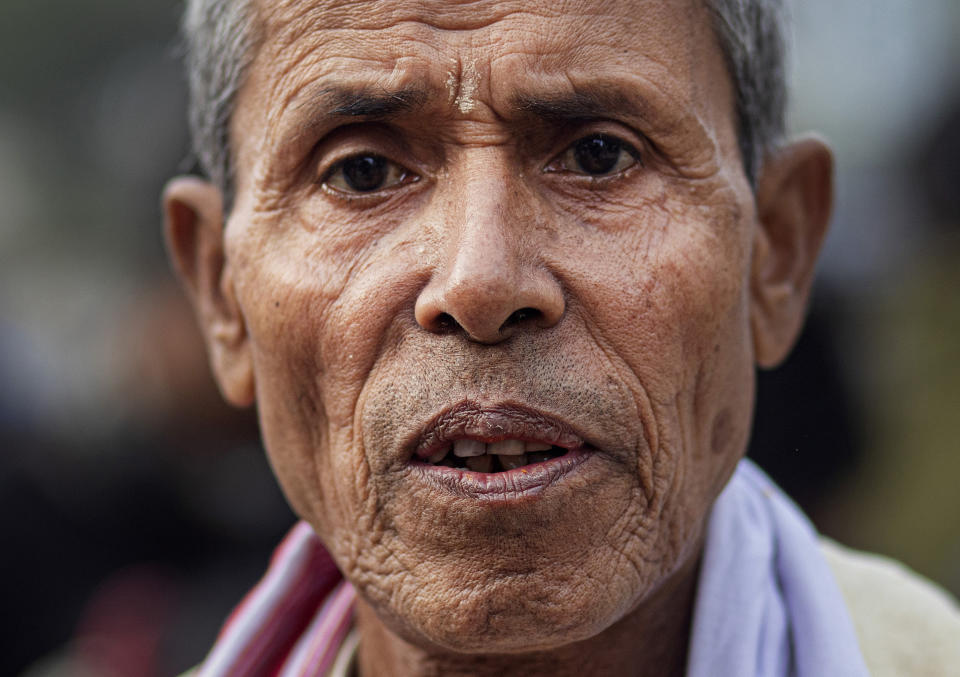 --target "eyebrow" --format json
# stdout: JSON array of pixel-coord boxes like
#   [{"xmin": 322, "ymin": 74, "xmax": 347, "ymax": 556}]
[
  {"xmin": 511, "ymin": 89, "xmax": 640, "ymax": 123},
  {"xmin": 302, "ymin": 86, "xmax": 429, "ymax": 120},
  {"xmin": 299, "ymin": 84, "xmax": 640, "ymax": 123}
]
